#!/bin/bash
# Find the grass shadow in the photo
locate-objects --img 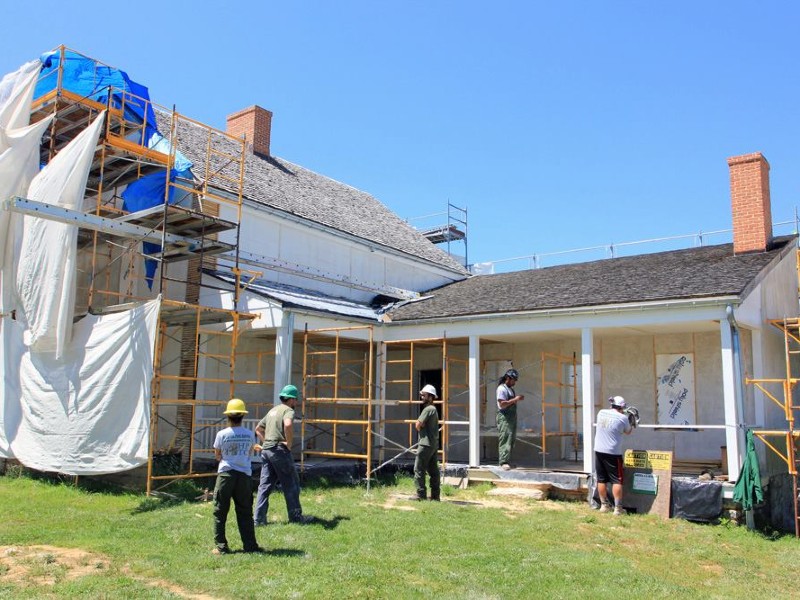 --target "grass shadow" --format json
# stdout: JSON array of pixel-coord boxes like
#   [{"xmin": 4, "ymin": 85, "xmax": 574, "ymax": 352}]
[
  {"xmin": 264, "ymin": 548, "xmax": 306, "ymax": 557},
  {"xmin": 301, "ymin": 515, "xmax": 350, "ymax": 530},
  {"xmin": 131, "ymin": 496, "xmax": 184, "ymax": 514}
]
